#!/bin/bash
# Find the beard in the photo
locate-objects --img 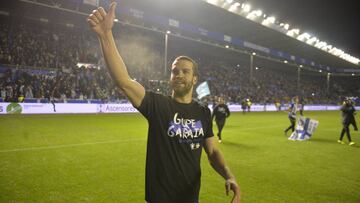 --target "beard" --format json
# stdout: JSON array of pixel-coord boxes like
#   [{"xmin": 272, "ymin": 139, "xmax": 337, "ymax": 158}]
[{"xmin": 170, "ymin": 80, "xmax": 193, "ymax": 97}]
